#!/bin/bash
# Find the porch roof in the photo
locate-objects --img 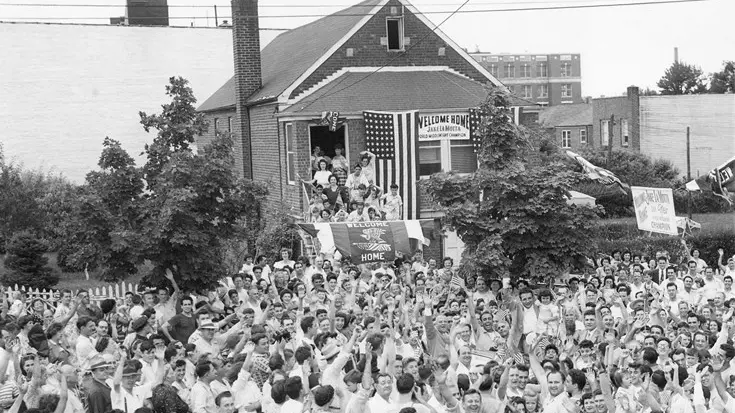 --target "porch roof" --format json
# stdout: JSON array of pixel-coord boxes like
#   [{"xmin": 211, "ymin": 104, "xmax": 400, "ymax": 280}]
[{"xmin": 280, "ymin": 69, "xmax": 518, "ymax": 115}]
